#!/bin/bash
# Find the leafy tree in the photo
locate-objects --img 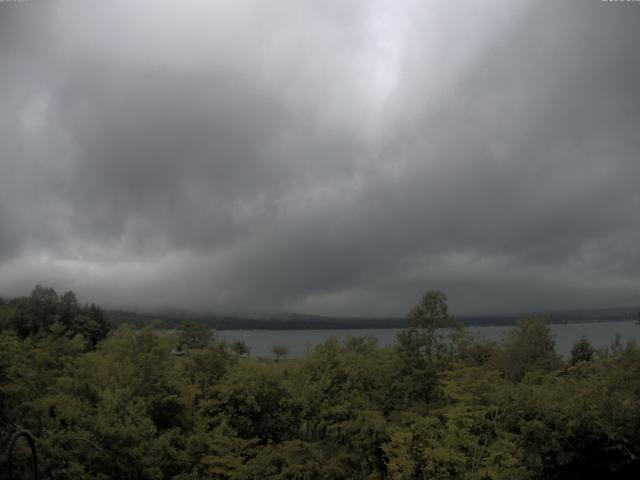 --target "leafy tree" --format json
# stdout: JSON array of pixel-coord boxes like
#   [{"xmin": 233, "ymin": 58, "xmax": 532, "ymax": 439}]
[
  {"xmin": 271, "ymin": 345, "xmax": 289, "ymax": 362},
  {"xmin": 570, "ymin": 335, "xmax": 595, "ymax": 365},
  {"xmin": 73, "ymin": 303, "xmax": 110, "ymax": 346},
  {"xmin": 177, "ymin": 321, "xmax": 213, "ymax": 352},
  {"xmin": 448, "ymin": 328, "xmax": 498, "ymax": 367},
  {"xmin": 231, "ymin": 340, "xmax": 251, "ymax": 357},
  {"xmin": 216, "ymin": 363, "xmax": 300, "ymax": 443},
  {"xmin": 176, "ymin": 422, "xmax": 252, "ymax": 479},
  {"xmin": 59, "ymin": 290, "xmax": 79, "ymax": 328},
  {"xmin": 177, "ymin": 340, "xmax": 236, "ymax": 407},
  {"xmin": 496, "ymin": 317, "xmax": 563, "ymax": 382},
  {"xmin": 237, "ymin": 440, "xmax": 328, "ymax": 480},
  {"xmin": 407, "ymin": 290, "xmax": 452, "ymax": 328},
  {"xmin": 28, "ymin": 285, "xmax": 59, "ymax": 334},
  {"xmin": 394, "ymin": 290, "xmax": 456, "ymax": 404}
]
